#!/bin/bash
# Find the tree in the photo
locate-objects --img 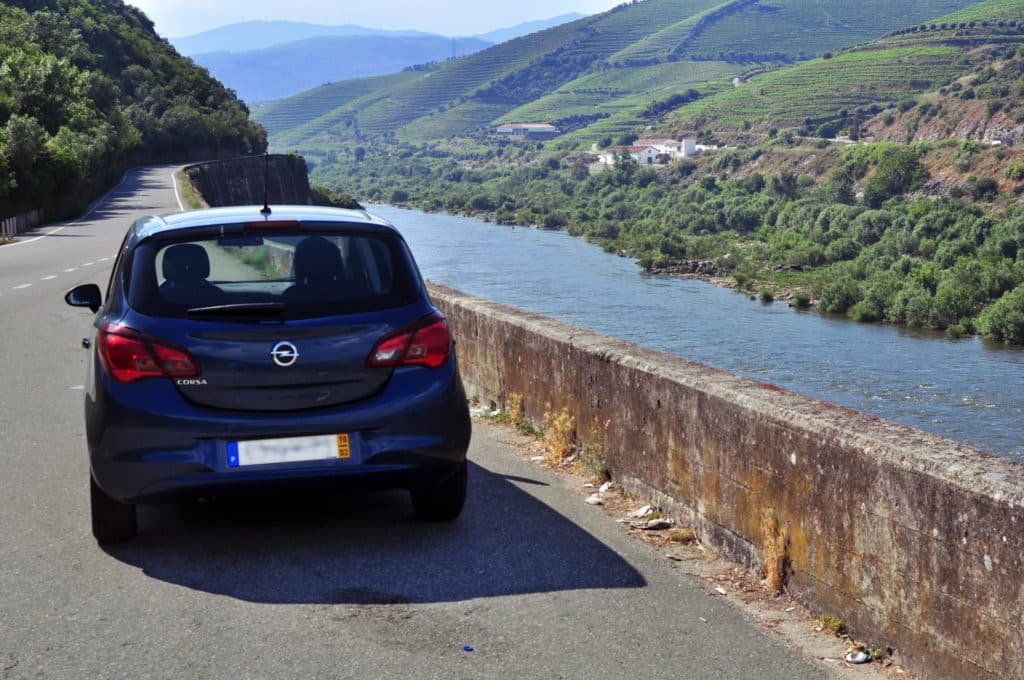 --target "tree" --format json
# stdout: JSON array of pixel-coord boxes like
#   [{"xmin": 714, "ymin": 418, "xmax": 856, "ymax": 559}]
[{"xmin": 4, "ymin": 114, "xmax": 48, "ymax": 197}]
